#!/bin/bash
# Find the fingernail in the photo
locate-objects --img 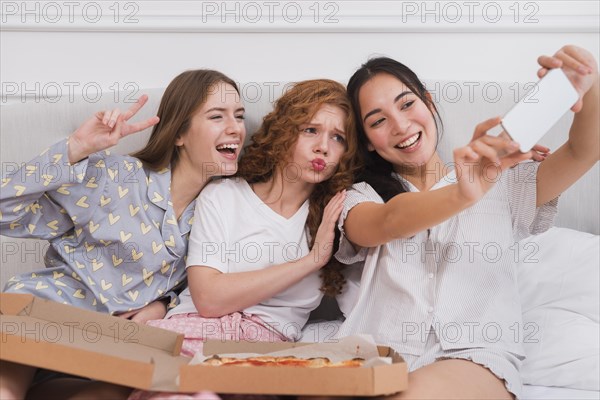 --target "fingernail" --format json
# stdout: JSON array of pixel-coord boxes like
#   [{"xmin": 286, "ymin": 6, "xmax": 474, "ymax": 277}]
[{"xmin": 509, "ymin": 142, "xmax": 519, "ymax": 149}]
